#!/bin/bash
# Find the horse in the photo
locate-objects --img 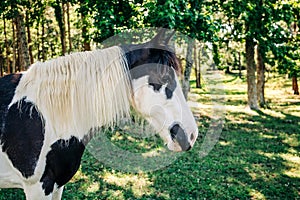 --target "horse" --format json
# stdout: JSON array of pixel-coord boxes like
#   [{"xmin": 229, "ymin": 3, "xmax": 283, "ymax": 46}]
[{"xmin": 0, "ymin": 29, "xmax": 198, "ymax": 199}]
